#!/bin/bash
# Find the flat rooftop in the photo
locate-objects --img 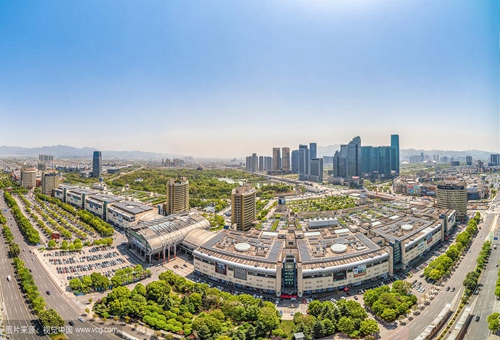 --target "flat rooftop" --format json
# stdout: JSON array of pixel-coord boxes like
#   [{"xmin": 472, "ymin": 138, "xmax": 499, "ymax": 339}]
[{"xmin": 110, "ymin": 201, "xmax": 154, "ymax": 215}]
